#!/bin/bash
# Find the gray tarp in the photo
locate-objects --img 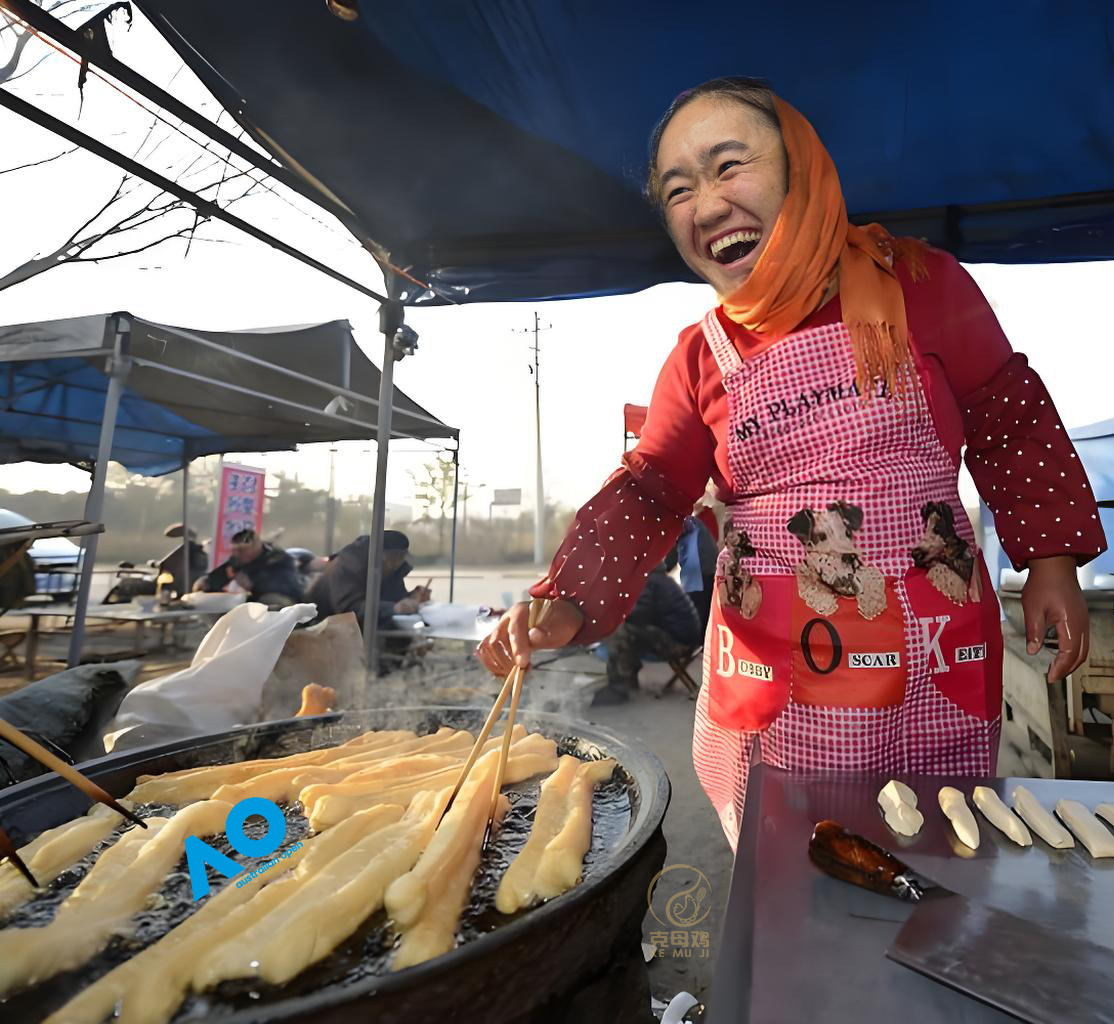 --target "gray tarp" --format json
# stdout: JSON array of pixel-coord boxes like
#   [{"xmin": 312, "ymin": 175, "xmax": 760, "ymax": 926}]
[{"xmin": 0, "ymin": 313, "xmax": 457, "ymax": 474}]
